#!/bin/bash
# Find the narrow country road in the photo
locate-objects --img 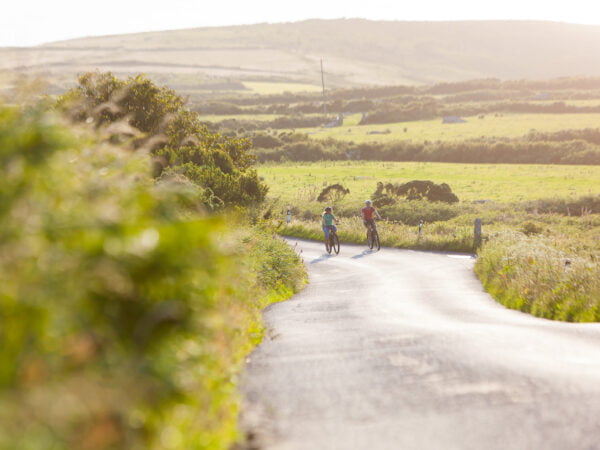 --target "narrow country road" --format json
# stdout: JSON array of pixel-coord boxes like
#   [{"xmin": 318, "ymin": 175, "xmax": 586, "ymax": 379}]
[{"xmin": 240, "ymin": 239, "xmax": 600, "ymax": 450}]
